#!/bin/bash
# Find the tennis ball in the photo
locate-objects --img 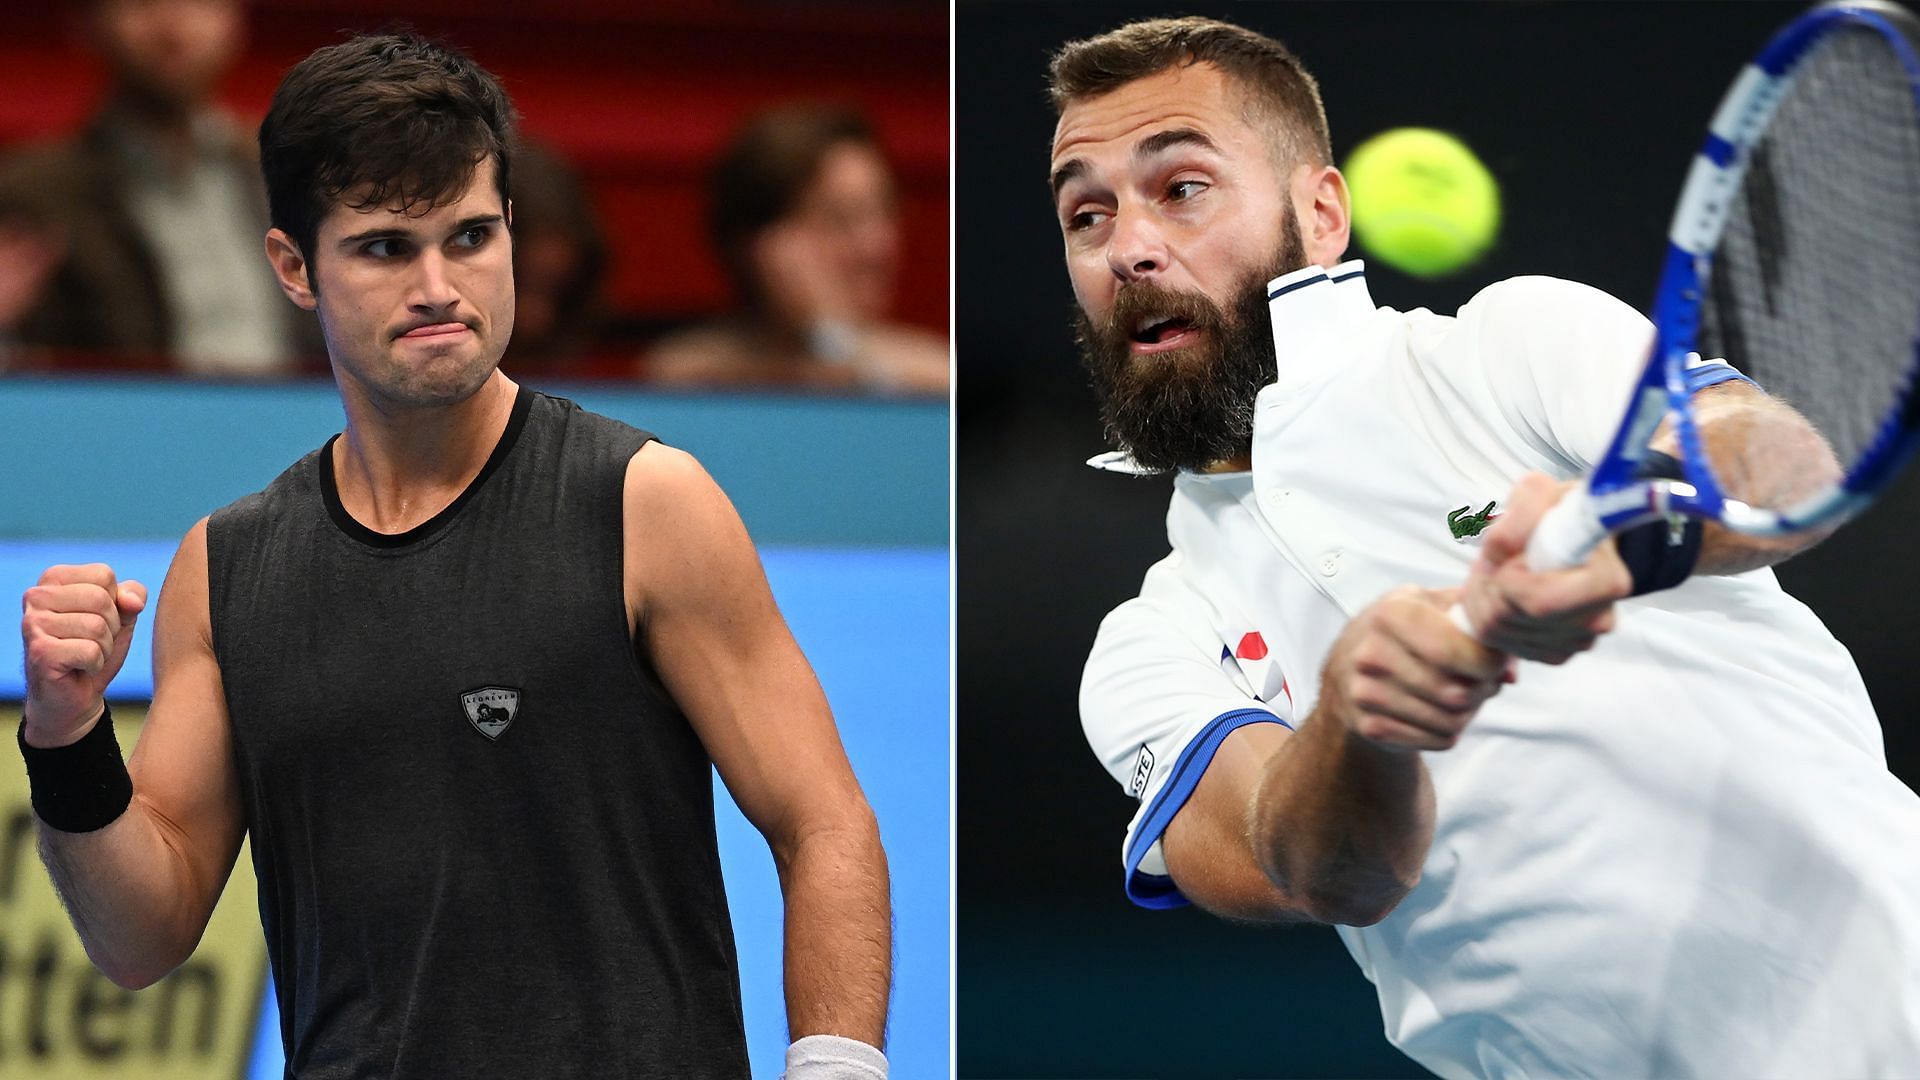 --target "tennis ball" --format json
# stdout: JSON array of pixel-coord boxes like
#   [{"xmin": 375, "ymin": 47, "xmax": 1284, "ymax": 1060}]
[{"xmin": 1344, "ymin": 128, "xmax": 1500, "ymax": 278}]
